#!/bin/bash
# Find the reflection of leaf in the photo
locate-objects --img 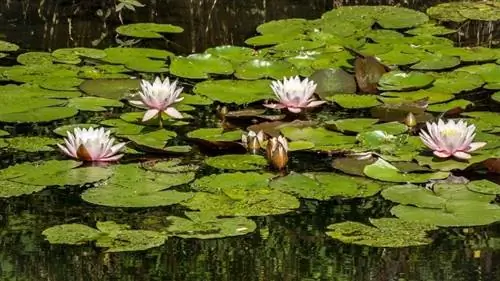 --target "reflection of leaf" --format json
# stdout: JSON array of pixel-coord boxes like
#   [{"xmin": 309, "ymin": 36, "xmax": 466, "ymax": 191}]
[{"xmin": 354, "ymin": 56, "xmax": 388, "ymax": 93}]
